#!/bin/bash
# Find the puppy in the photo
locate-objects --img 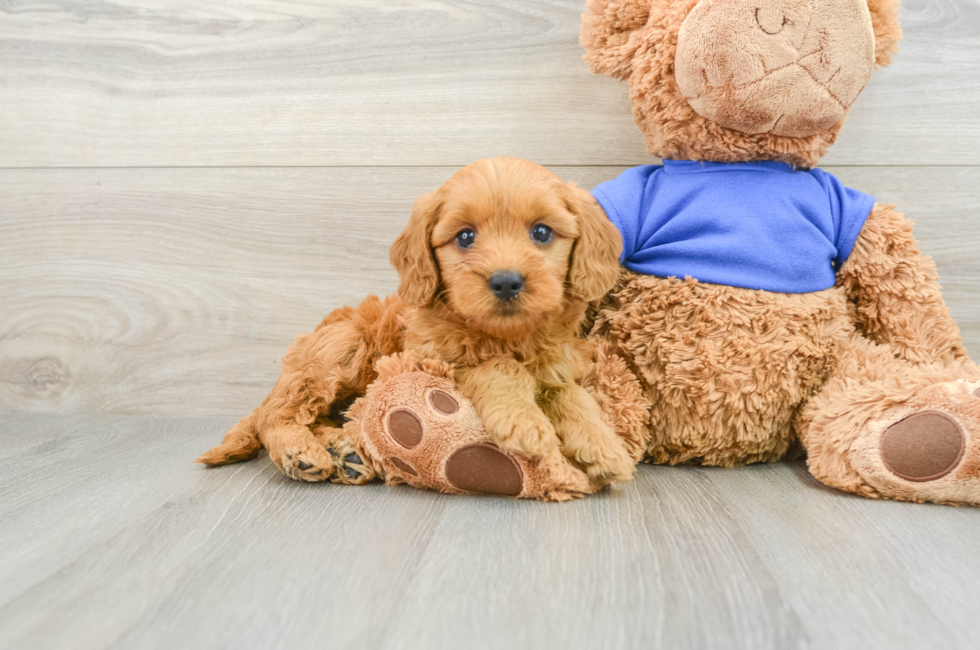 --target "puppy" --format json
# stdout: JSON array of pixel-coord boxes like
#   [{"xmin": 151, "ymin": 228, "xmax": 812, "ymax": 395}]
[{"xmin": 198, "ymin": 157, "xmax": 634, "ymax": 484}]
